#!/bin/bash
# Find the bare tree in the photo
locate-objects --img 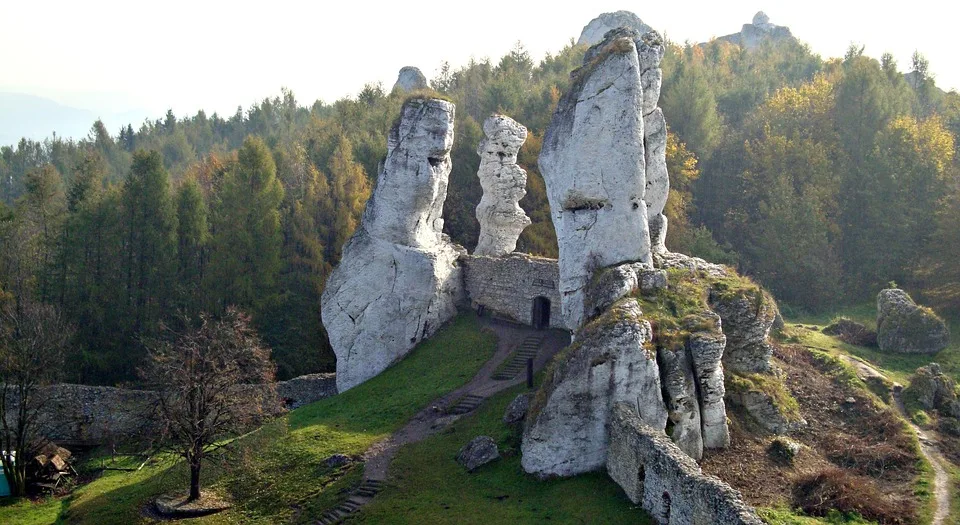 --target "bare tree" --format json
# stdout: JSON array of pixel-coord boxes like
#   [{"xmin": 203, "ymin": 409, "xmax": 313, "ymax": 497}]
[
  {"xmin": 140, "ymin": 307, "xmax": 277, "ymax": 501},
  {"xmin": 0, "ymin": 297, "xmax": 72, "ymax": 496}
]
